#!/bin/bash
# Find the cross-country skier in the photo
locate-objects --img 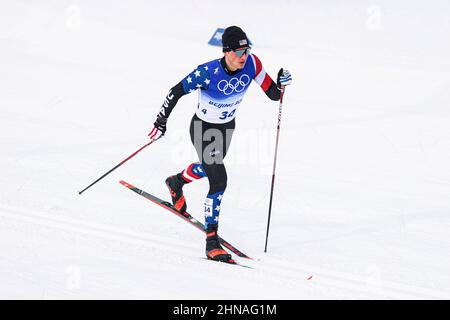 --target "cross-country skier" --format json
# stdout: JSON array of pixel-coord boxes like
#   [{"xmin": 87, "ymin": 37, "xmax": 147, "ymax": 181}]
[{"xmin": 148, "ymin": 26, "xmax": 292, "ymax": 262}]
